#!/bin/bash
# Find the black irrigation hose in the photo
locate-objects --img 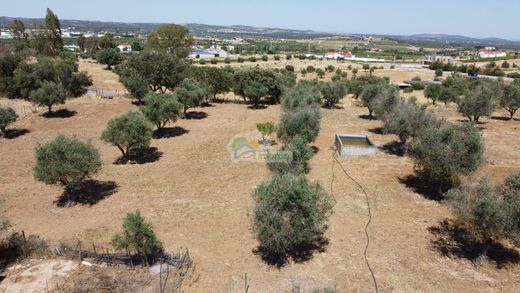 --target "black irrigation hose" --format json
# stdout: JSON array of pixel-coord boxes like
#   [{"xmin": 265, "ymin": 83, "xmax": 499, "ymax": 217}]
[{"xmin": 331, "ymin": 152, "xmax": 379, "ymax": 293}]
